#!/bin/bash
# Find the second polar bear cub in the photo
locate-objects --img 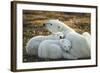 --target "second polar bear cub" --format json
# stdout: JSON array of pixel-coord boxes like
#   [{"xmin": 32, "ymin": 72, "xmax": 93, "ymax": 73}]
[
  {"xmin": 26, "ymin": 32, "xmax": 64, "ymax": 56},
  {"xmin": 38, "ymin": 39, "xmax": 77, "ymax": 59}
]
